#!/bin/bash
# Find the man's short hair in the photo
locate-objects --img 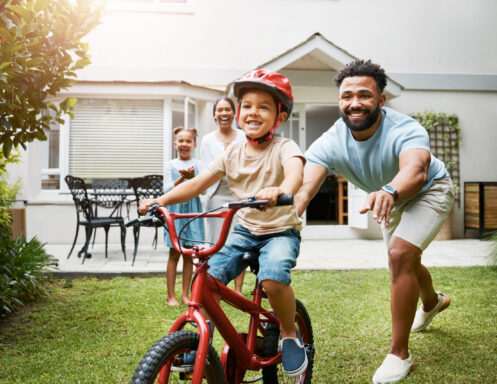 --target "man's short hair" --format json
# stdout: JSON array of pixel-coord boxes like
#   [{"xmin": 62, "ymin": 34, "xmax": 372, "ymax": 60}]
[{"xmin": 334, "ymin": 60, "xmax": 387, "ymax": 92}]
